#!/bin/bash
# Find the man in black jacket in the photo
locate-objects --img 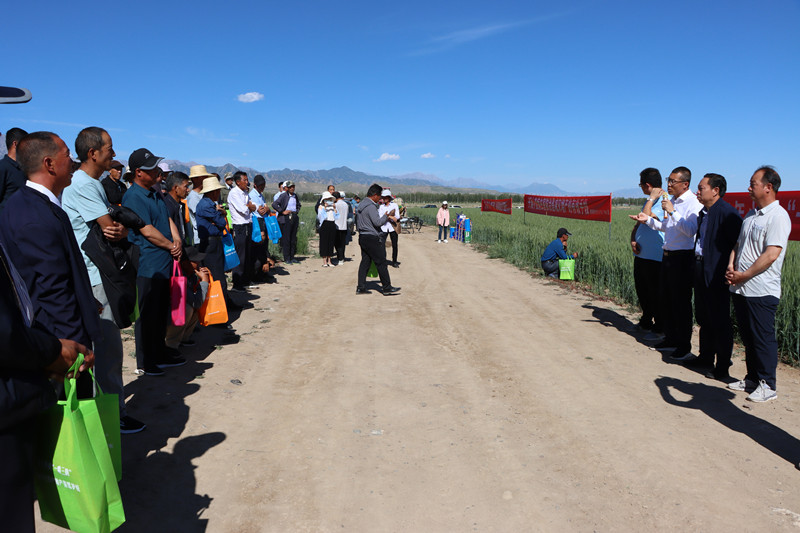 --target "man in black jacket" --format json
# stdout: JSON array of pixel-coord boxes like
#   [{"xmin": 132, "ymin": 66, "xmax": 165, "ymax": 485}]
[
  {"xmin": 0, "ymin": 127, "xmax": 28, "ymax": 213},
  {"xmin": 0, "ymin": 189, "xmax": 94, "ymax": 531},
  {"xmin": 271, "ymin": 180, "xmax": 302, "ymax": 263},
  {"xmin": 685, "ymin": 173, "xmax": 742, "ymax": 380}
]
